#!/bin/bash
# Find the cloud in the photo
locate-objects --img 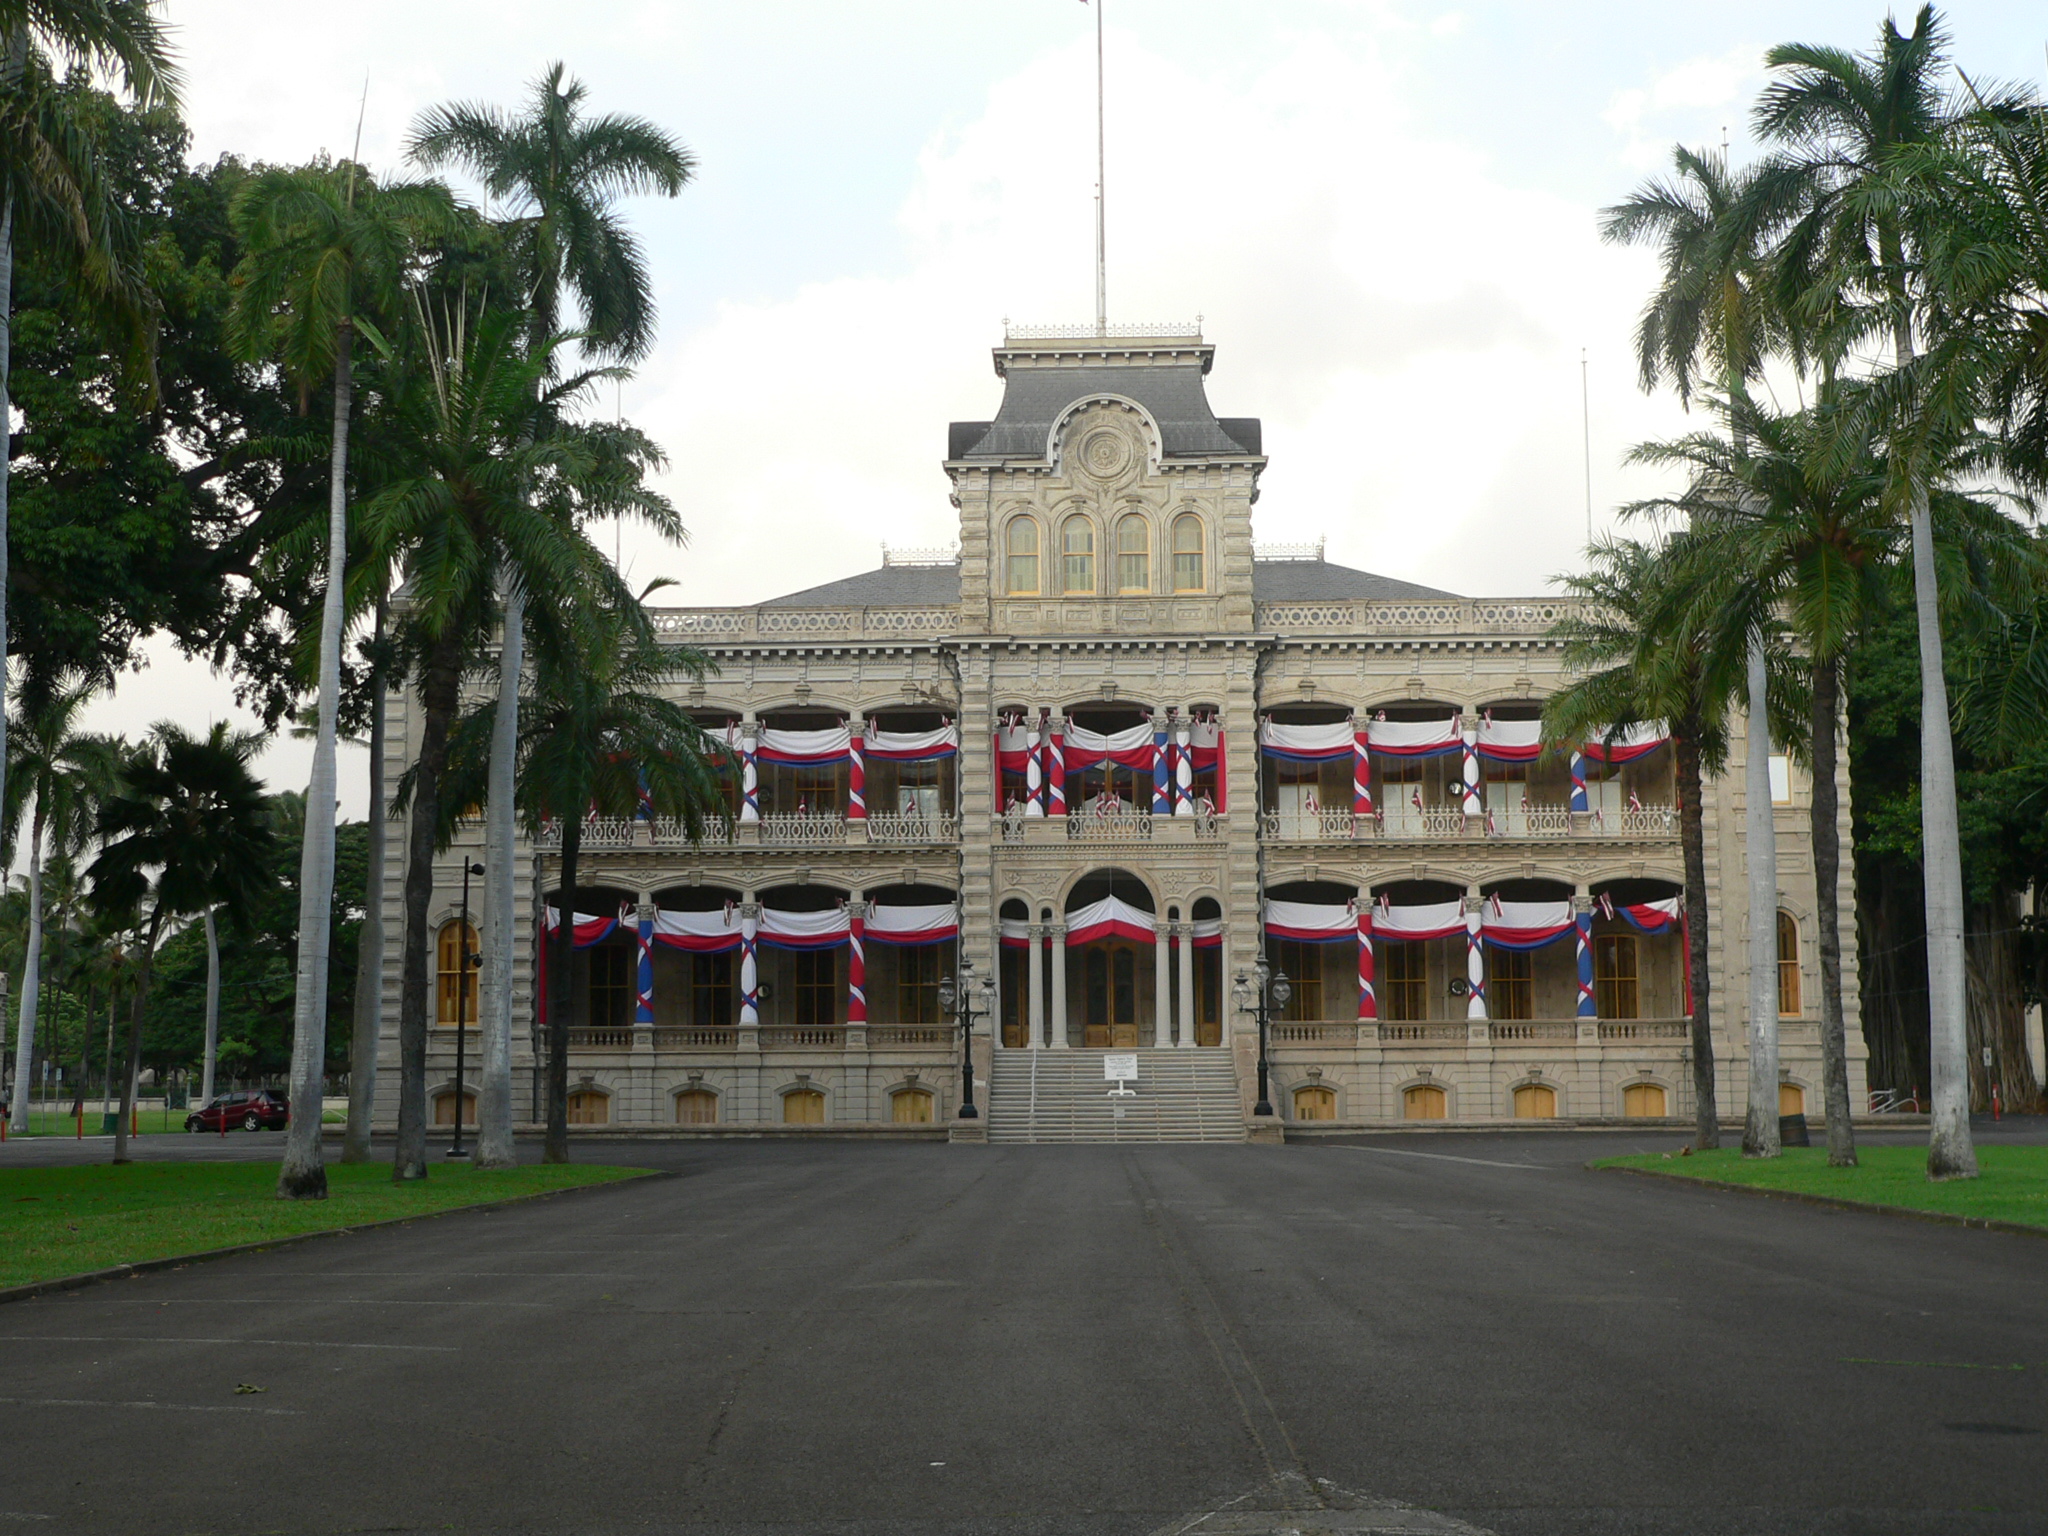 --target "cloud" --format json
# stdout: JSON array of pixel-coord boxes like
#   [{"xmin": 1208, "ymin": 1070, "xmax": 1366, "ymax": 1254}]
[{"xmin": 1603, "ymin": 46, "xmax": 1765, "ymax": 169}]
